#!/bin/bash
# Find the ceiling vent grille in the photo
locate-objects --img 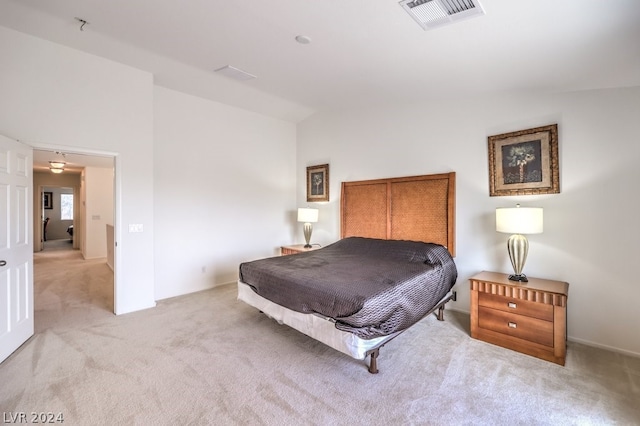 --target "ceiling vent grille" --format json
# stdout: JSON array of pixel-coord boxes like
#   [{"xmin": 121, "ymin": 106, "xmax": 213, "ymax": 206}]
[
  {"xmin": 214, "ymin": 65, "xmax": 257, "ymax": 81},
  {"xmin": 399, "ymin": 0, "xmax": 485, "ymax": 30}
]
